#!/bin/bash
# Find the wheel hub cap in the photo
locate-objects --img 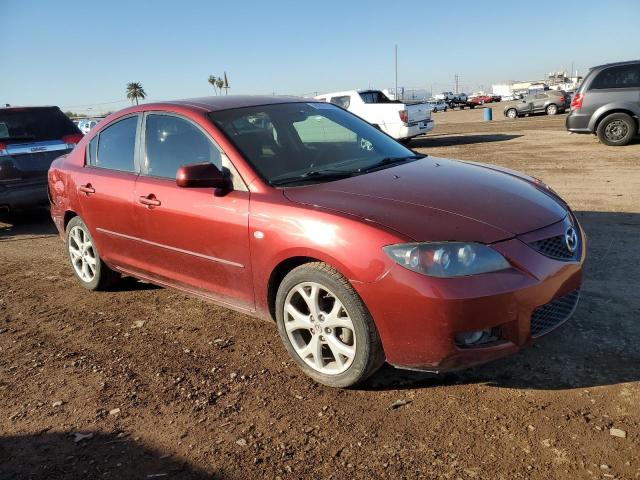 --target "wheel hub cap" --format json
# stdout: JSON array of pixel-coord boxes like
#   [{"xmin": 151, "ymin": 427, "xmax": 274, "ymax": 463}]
[
  {"xmin": 68, "ymin": 225, "xmax": 97, "ymax": 282},
  {"xmin": 283, "ymin": 282, "xmax": 356, "ymax": 375}
]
